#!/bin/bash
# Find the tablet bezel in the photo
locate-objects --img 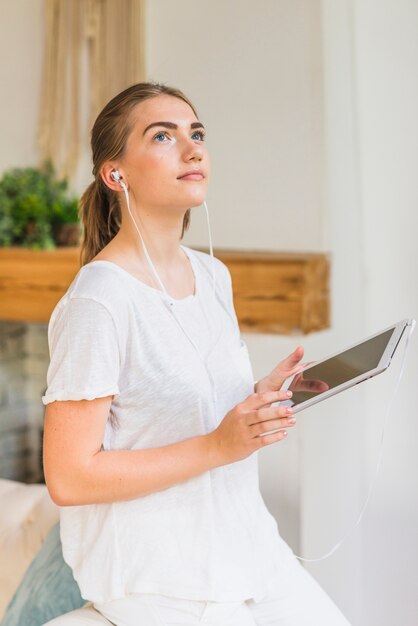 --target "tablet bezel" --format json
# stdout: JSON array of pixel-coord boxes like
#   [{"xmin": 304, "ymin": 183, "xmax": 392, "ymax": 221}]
[{"xmin": 280, "ymin": 318, "xmax": 412, "ymax": 414}]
